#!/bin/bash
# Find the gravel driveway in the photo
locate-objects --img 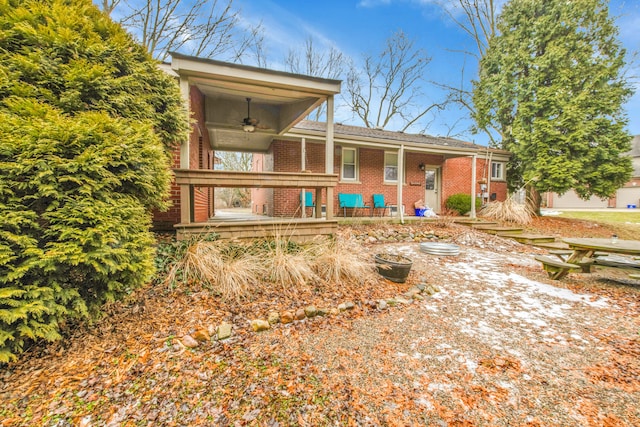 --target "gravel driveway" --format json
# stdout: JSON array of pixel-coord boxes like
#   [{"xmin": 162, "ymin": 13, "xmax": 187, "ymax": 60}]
[{"xmin": 289, "ymin": 241, "xmax": 640, "ymax": 426}]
